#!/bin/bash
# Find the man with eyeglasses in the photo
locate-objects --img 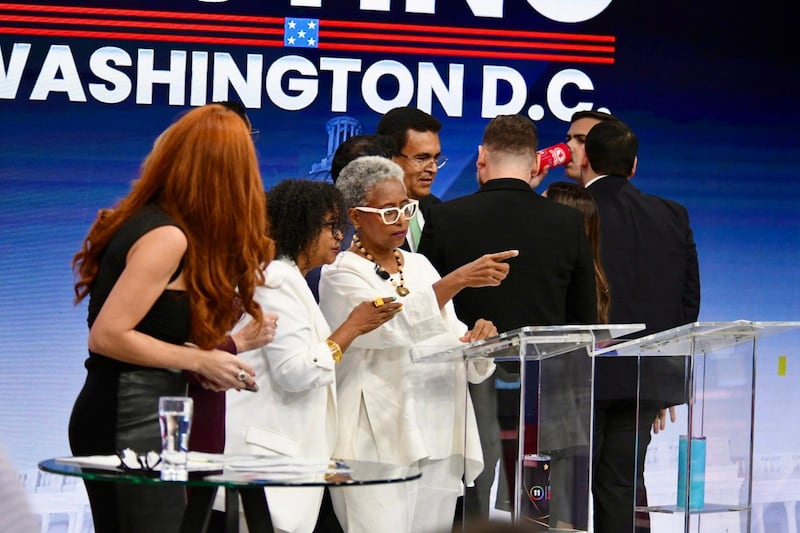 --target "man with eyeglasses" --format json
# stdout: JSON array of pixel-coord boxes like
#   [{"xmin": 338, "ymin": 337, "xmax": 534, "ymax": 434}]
[{"xmin": 377, "ymin": 106, "xmax": 447, "ymax": 252}]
